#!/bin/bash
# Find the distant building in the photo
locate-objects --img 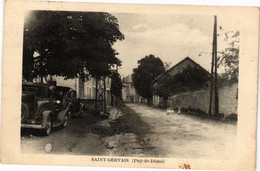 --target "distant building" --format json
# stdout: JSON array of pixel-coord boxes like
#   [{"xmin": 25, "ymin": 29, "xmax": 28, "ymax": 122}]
[
  {"xmin": 152, "ymin": 57, "xmax": 210, "ymax": 106},
  {"xmin": 122, "ymin": 75, "xmax": 139, "ymax": 103}
]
